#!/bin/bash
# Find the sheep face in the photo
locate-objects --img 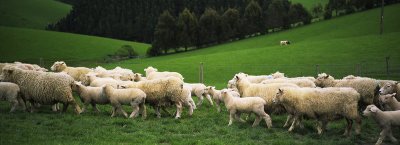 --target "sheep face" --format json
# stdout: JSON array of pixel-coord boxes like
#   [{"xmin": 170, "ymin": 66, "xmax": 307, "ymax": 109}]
[
  {"xmin": 273, "ymin": 89, "xmax": 284, "ymax": 104},
  {"xmin": 363, "ymin": 105, "xmax": 380, "ymax": 116},
  {"xmin": 50, "ymin": 61, "xmax": 67, "ymax": 72},
  {"xmin": 144, "ymin": 66, "xmax": 157, "ymax": 75},
  {"xmin": 1, "ymin": 66, "xmax": 16, "ymax": 82},
  {"xmin": 379, "ymin": 93, "xmax": 397, "ymax": 104},
  {"xmin": 271, "ymin": 71, "xmax": 284, "ymax": 79},
  {"xmin": 315, "ymin": 73, "xmax": 334, "ymax": 88},
  {"xmin": 379, "ymin": 82, "xmax": 398, "ymax": 95}
]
